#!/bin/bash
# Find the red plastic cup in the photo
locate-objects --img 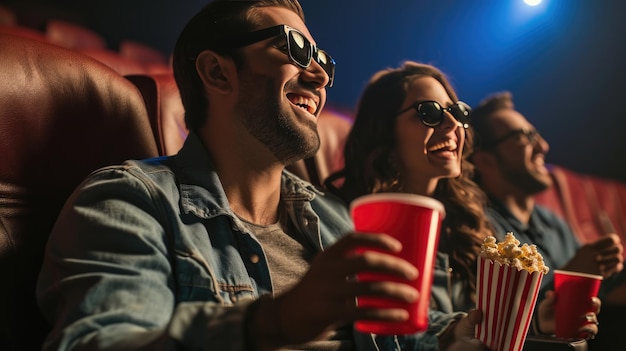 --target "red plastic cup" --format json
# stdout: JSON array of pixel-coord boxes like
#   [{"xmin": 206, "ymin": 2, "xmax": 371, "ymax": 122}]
[
  {"xmin": 350, "ymin": 193, "xmax": 445, "ymax": 335},
  {"xmin": 553, "ymin": 270, "xmax": 603, "ymax": 339}
]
